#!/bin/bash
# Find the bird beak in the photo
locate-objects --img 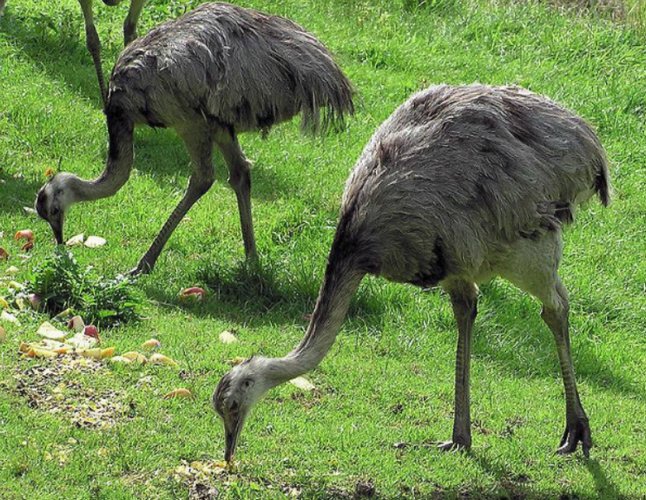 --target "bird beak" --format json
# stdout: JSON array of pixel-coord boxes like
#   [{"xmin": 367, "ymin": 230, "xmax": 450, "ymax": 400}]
[
  {"xmin": 224, "ymin": 416, "xmax": 244, "ymax": 463},
  {"xmin": 48, "ymin": 217, "xmax": 64, "ymax": 245}
]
